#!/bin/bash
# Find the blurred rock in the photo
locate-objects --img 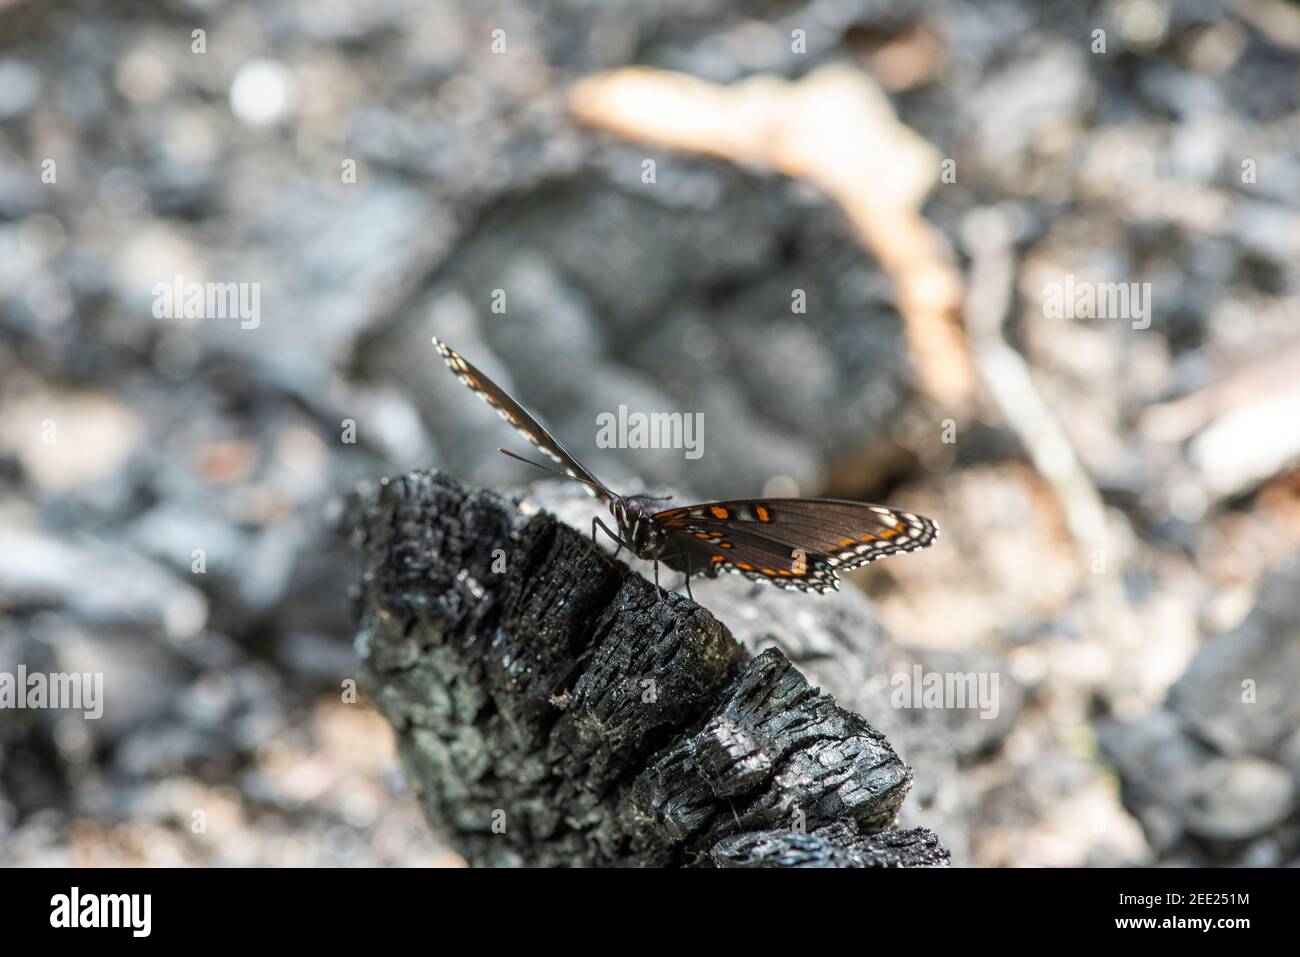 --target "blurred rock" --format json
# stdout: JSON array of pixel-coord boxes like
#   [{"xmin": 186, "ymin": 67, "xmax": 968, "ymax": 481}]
[
  {"xmin": 363, "ymin": 144, "xmax": 912, "ymax": 503},
  {"xmin": 1101, "ymin": 552, "xmax": 1300, "ymax": 863},
  {"xmin": 0, "ymin": 528, "xmax": 208, "ymax": 643},
  {"xmin": 1169, "ymin": 552, "xmax": 1300, "ymax": 755}
]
